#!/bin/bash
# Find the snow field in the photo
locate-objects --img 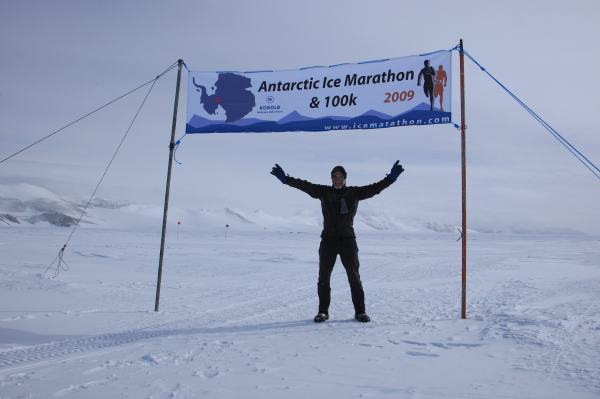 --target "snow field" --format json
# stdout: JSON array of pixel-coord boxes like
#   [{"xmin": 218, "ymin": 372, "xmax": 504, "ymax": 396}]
[{"xmin": 0, "ymin": 227, "xmax": 599, "ymax": 398}]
